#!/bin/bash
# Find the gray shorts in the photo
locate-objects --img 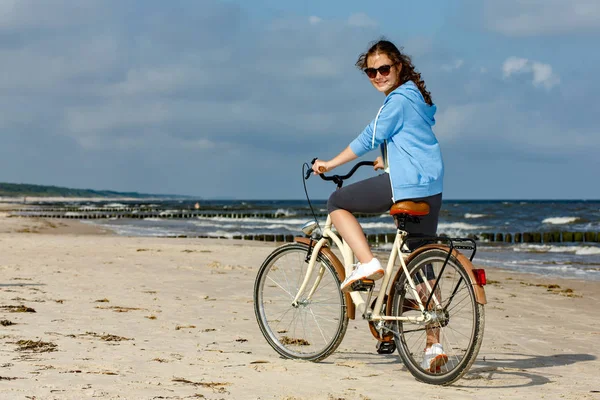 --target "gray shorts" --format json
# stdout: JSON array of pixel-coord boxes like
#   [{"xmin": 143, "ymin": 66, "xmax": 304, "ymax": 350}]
[{"xmin": 327, "ymin": 173, "xmax": 442, "ymax": 236}]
